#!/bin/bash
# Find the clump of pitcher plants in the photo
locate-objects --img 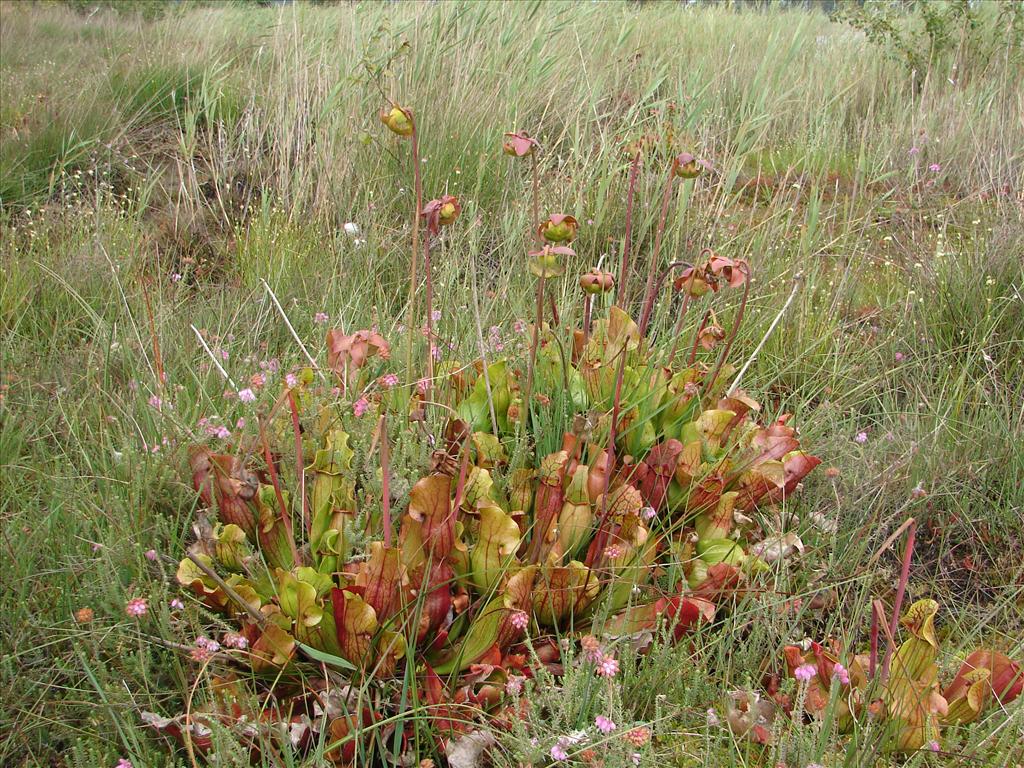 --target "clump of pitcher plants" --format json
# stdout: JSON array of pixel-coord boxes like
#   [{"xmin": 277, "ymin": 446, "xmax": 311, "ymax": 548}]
[{"xmin": 156, "ymin": 102, "xmax": 833, "ymax": 766}]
